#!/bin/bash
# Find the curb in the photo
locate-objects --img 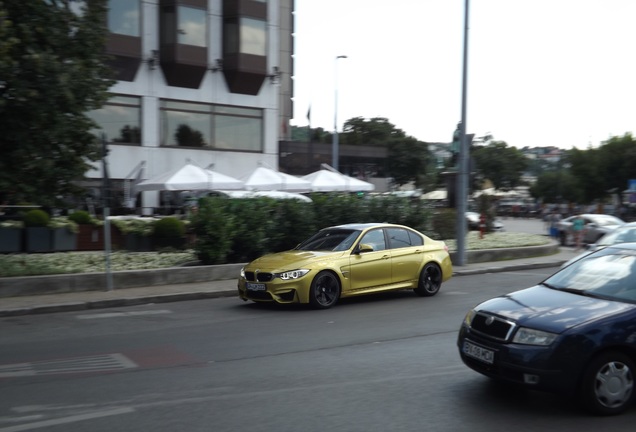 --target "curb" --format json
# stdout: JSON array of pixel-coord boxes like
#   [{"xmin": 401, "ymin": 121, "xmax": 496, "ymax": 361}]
[
  {"xmin": 0, "ymin": 290, "xmax": 238, "ymax": 317},
  {"xmin": 0, "ymin": 258, "xmax": 567, "ymax": 318}
]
